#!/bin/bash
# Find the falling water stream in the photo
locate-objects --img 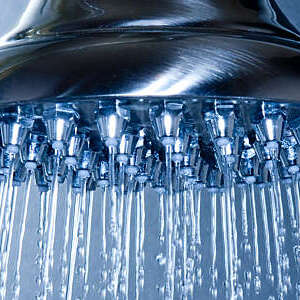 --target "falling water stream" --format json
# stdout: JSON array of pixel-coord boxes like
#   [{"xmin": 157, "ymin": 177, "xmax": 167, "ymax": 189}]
[
  {"xmin": 0, "ymin": 99, "xmax": 299, "ymax": 300},
  {"xmin": 0, "ymin": 157, "xmax": 299, "ymax": 300},
  {"xmin": 12, "ymin": 172, "xmax": 32, "ymax": 300}
]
